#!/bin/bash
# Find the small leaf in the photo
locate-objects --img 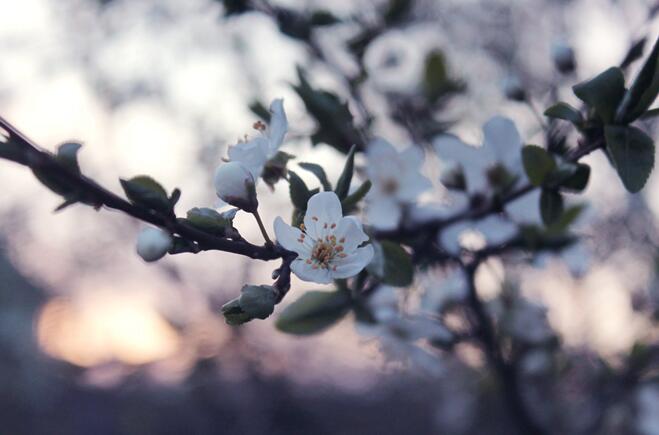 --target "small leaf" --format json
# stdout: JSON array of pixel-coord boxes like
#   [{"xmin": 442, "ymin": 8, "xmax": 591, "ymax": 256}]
[
  {"xmin": 368, "ymin": 241, "xmax": 414, "ymax": 287},
  {"xmin": 439, "ymin": 164, "xmax": 467, "ymax": 191},
  {"xmin": 276, "ymin": 290, "xmax": 352, "ymax": 335},
  {"xmin": 186, "ymin": 207, "xmax": 233, "ymax": 236},
  {"xmin": 616, "ymin": 37, "xmax": 659, "ymax": 123},
  {"xmin": 573, "ymin": 67, "xmax": 626, "ymax": 123},
  {"xmin": 560, "ymin": 163, "xmax": 590, "ymax": 193},
  {"xmin": 56, "ymin": 142, "xmax": 83, "ymax": 174},
  {"xmin": 120, "ymin": 176, "xmax": 171, "ymax": 212},
  {"xmin": 522, "ymin": 145, "xmax": 556, "ymax": 186},
  {"xmin": 604, "ymin": 125, "xmax": 655, "ymax": 193},
  {"xmin": 288, "ymin": 170, "xmax": 312, "ymax": 210},
  {"xmin": 620, "ymin": 38, "xmax": 647, "ymax": 70},
  {"xmin": 540, "ymin": 189, "xmax": 564, "ymax": 226},
  {"xmin": 248, "ymin": 100, "xmax": 271, "ymax": 122},
  {"xmin": 544, "ymin": 102, "xmax": 583, "ymax": 124},
  {"xmin": 341, "ymin": 180, "xmax": 372, "ymax": 214},
  {"xmin": 334, "ymin": 145, "xmax": 356, "ymax": 200},
  {"xmin": 547, "ymin": 204, "xmax": 585, "ymax": 235},
  {"xmin": 298, "ymin": 162, "xmax": 332, "ymax": 191},
  {"xmin": 262, "ymin": 151, "xmax": 295, "ymax": 187},
  {"xmin": 383, "ymin": 0, "xmax": 413, "ymax": 24},
  {"xmin": 640, "ymin": 107, "xmax": 659, "ymax": 119},
  {"xmin": 310, "ymin": 10, "xmax": 340, "ymax": 26}
]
